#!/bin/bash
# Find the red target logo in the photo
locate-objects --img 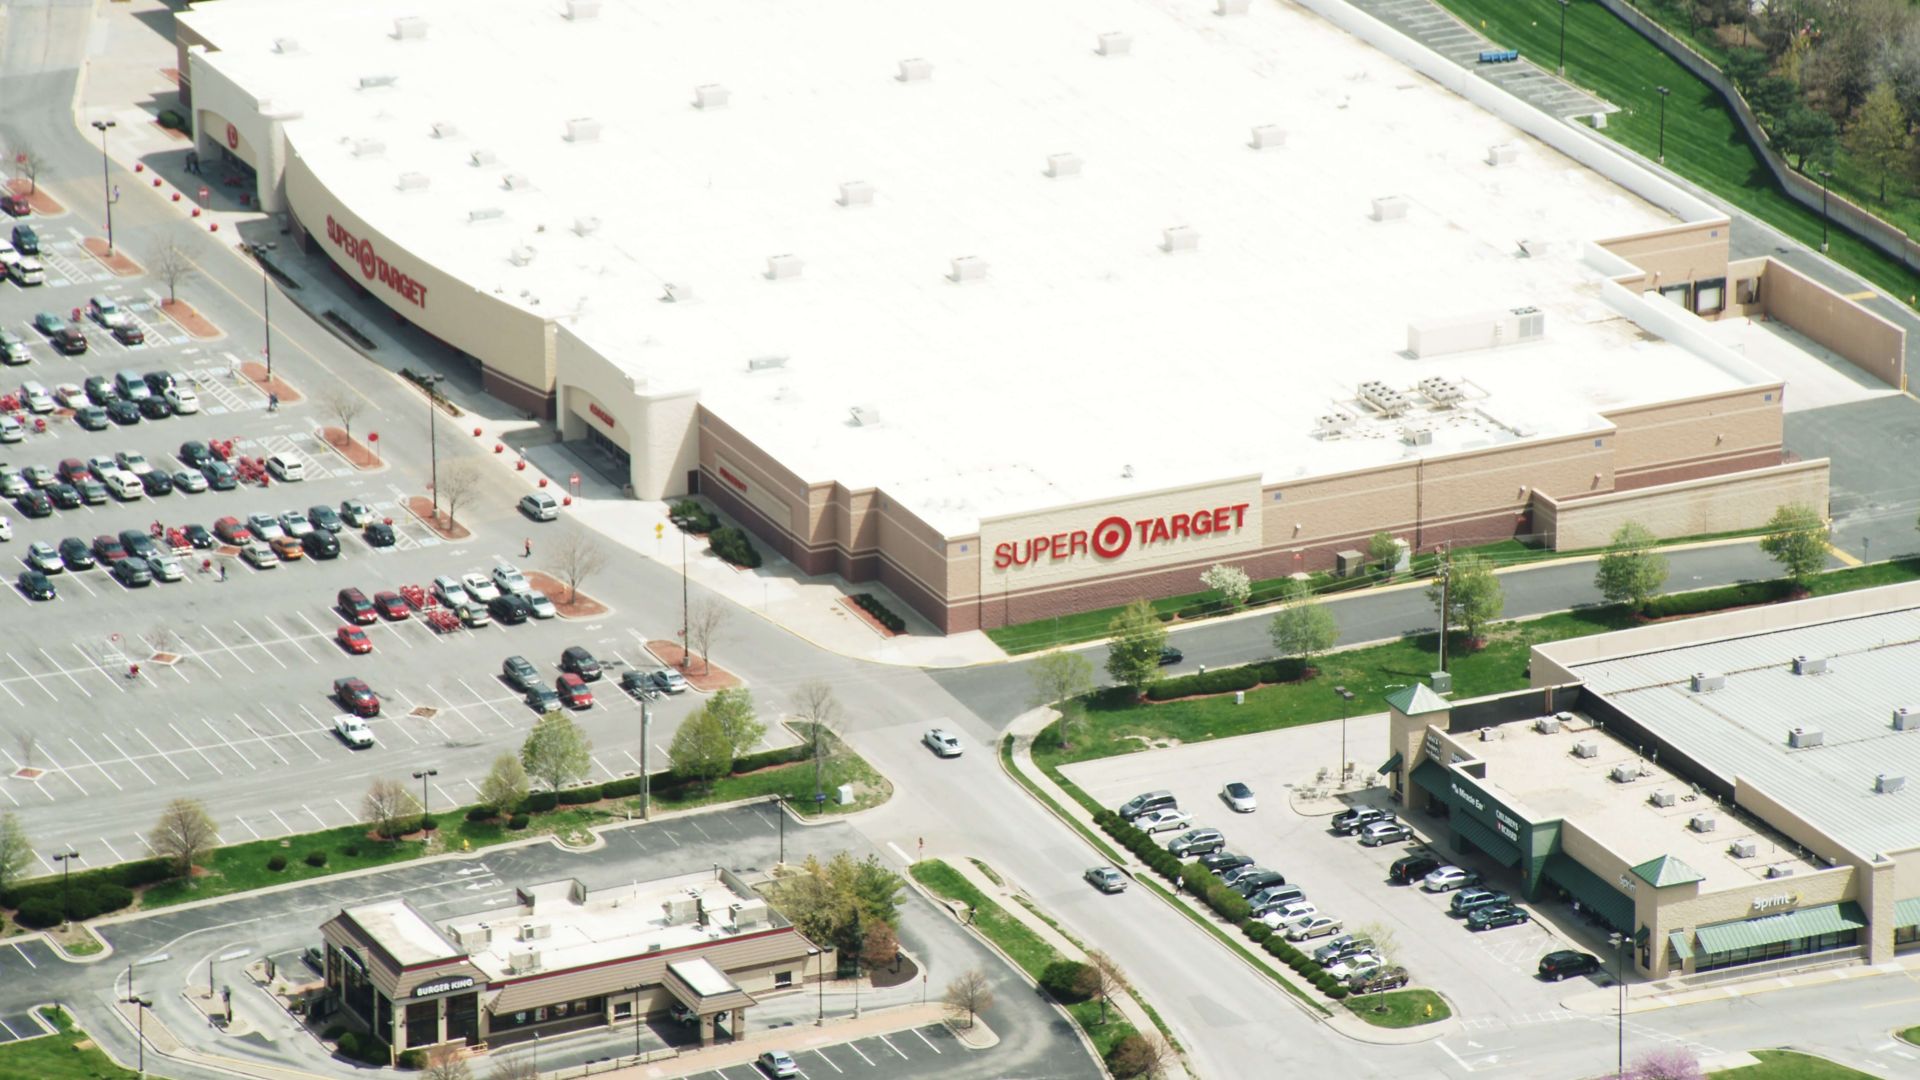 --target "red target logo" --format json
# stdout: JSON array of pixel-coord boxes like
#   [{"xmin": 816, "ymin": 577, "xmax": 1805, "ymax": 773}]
[
  {"xmin": 1090, "ymin": 516, "xmax": 1132, "ymax": 559},
  {"xmin": 226, "ymin": 123, "xmax": 239, "ymax": 150}
]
